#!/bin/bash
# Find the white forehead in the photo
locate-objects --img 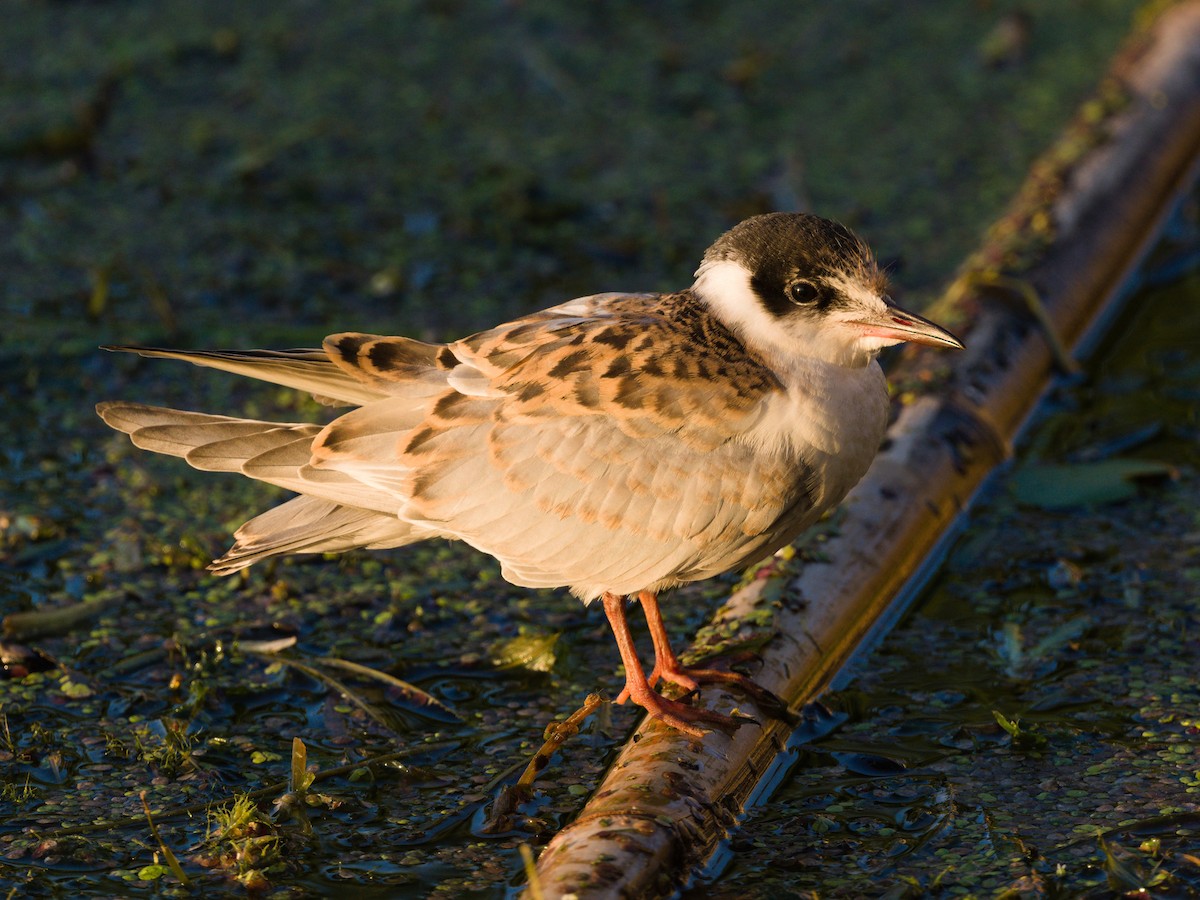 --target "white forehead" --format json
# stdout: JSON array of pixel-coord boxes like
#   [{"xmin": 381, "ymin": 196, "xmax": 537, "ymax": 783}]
[{"xmin": 823, "ymin": 271, "xmax": 888, "ymax": 312}]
